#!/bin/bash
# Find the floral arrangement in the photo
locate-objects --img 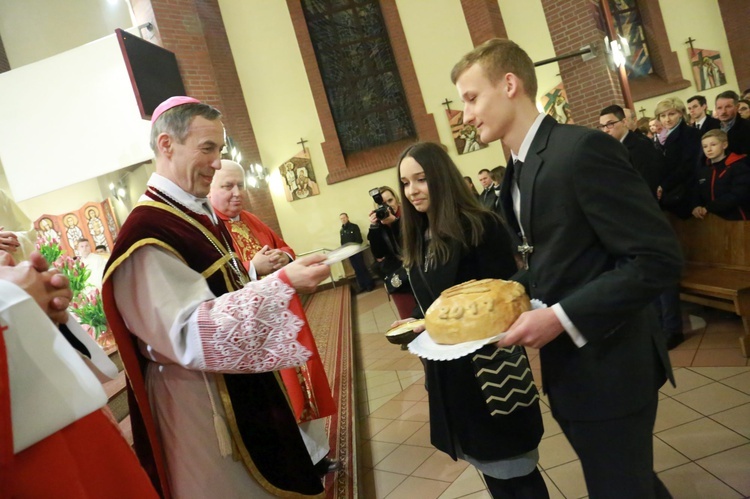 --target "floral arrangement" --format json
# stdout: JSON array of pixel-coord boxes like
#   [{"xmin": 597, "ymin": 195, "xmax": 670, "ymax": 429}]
[
  {"xmin": 72, "ymin": 288, "xmax": 108, "ymax": 339},
  {"xmin": 37, "ymin": 234, "xmax": 107, "ymax": 341},
  {"xmin": 36, "ymin": 234, "xmax": 62, "ymax": 266},
  {"xmin": 54, "ymin": 255, "xmax": 91, "ymax": 300}
]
